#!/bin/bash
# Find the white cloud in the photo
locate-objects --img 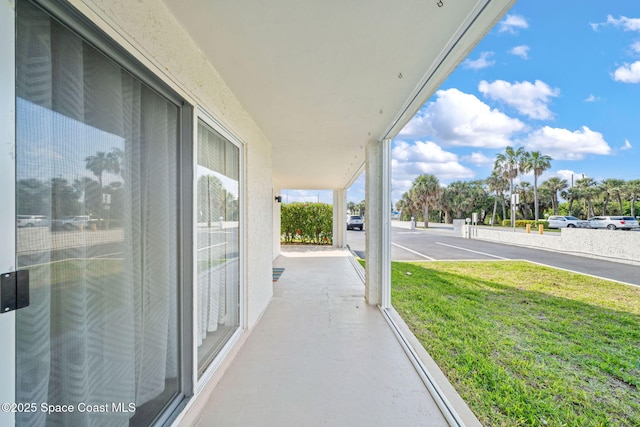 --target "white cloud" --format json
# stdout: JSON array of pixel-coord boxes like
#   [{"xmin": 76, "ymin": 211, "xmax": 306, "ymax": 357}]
[
  {"xmin": 584, "ymin": 94, "xmax": 600, "ymax": 102},
  {"xmin": 591, "ymin": 15, "xmax": 640, "ymax": 31},
  {"xmin": 555, "ymin": 170, "xmax": 579, "ymax": 183},
  {"xmin": 605, "ymin": 15, "xmax": 640, "ymax": 31},
  {"xmin": 621, "ymin": 139, "xmax": 633, "ymax": 151},
  {"xmin": 461, "ymin": 152, "xmax": 492, "ymax": 166},
  {"xmin": 478, "ymin": 79, "xmax": 560, "ymax": 120},
  {"xmin": 632, "ymin": 41, "xmax": 640, "ymax": 54},
  {"xmin": 509, "ymin": 45, "xmax": 530, "ymax": 59},
  {"xmin": 523, "ymin": 126, "xmax": 612, "ymax": 160},
  {"xmin": 391, "ymin": 140, "xmax": 474, "ymax": 195},
  {"xmin": 612, "ymin": 61, "xmax": 640, "ymax": 83},
  {"xmin": 499, "ymin": 14, "xmax": 529, "ymax": 34},
  {"xmin": 399, "ymin": 88, "xmax": 525, "ymax": 148},
  {"xmin": 463, "ymin": 51, "xmax": 495, "ymax": 70}
]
